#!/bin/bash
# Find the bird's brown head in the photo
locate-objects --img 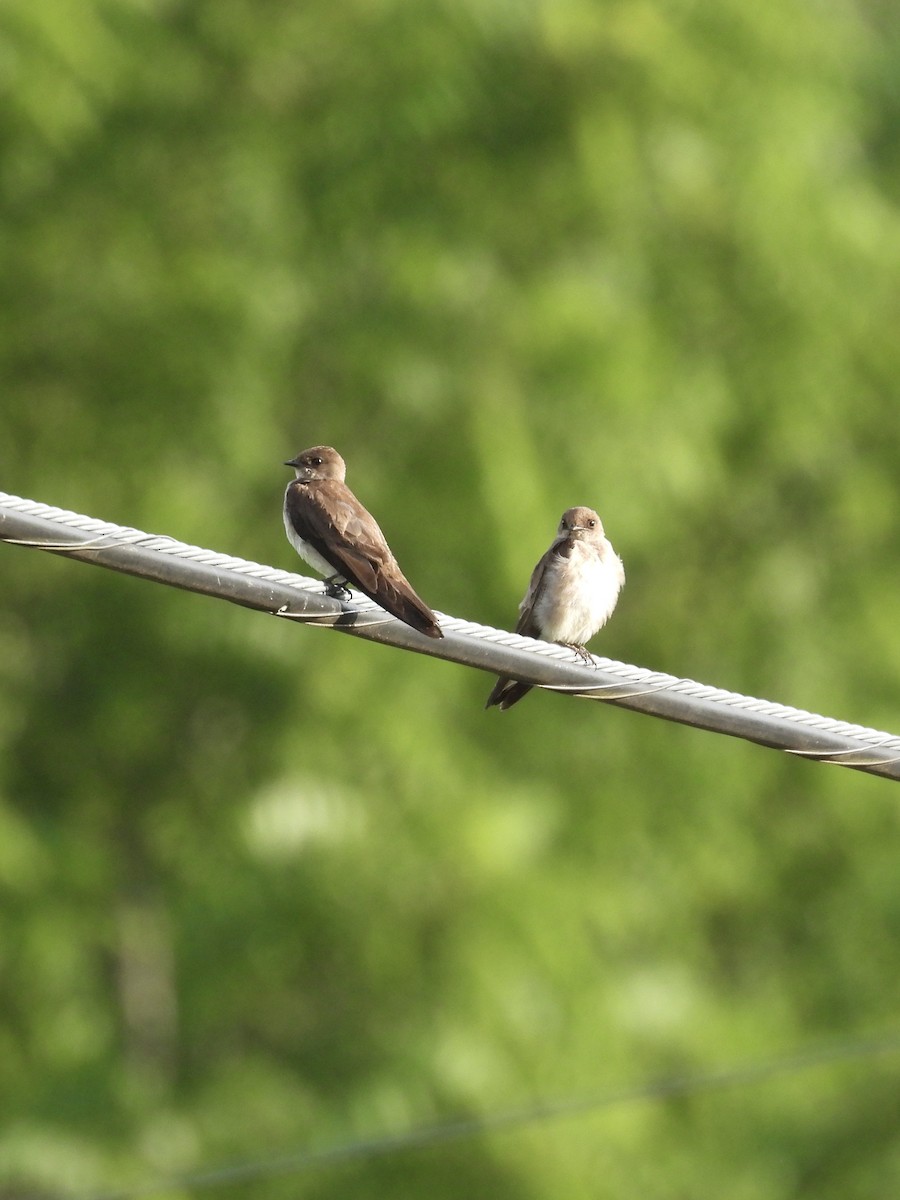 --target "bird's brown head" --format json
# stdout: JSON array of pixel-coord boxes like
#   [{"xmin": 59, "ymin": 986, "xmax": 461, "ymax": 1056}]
[
  {"xmin": 558, "ymin": 506, "xmax": 605, "ymax": 540},
  {"xmin": 284, "ymin": 446, "xmax": 346, "ymax": 483}
]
